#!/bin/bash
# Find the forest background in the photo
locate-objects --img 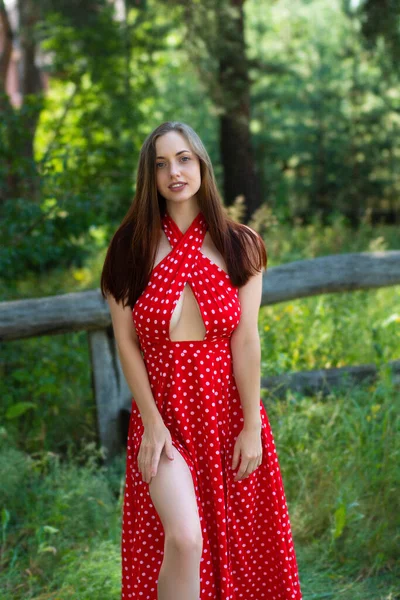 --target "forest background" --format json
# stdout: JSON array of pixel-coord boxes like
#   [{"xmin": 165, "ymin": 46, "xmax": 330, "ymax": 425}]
[{"xmin": 0, "ymin": 0, "xmax": 399, "ymax": 598}]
